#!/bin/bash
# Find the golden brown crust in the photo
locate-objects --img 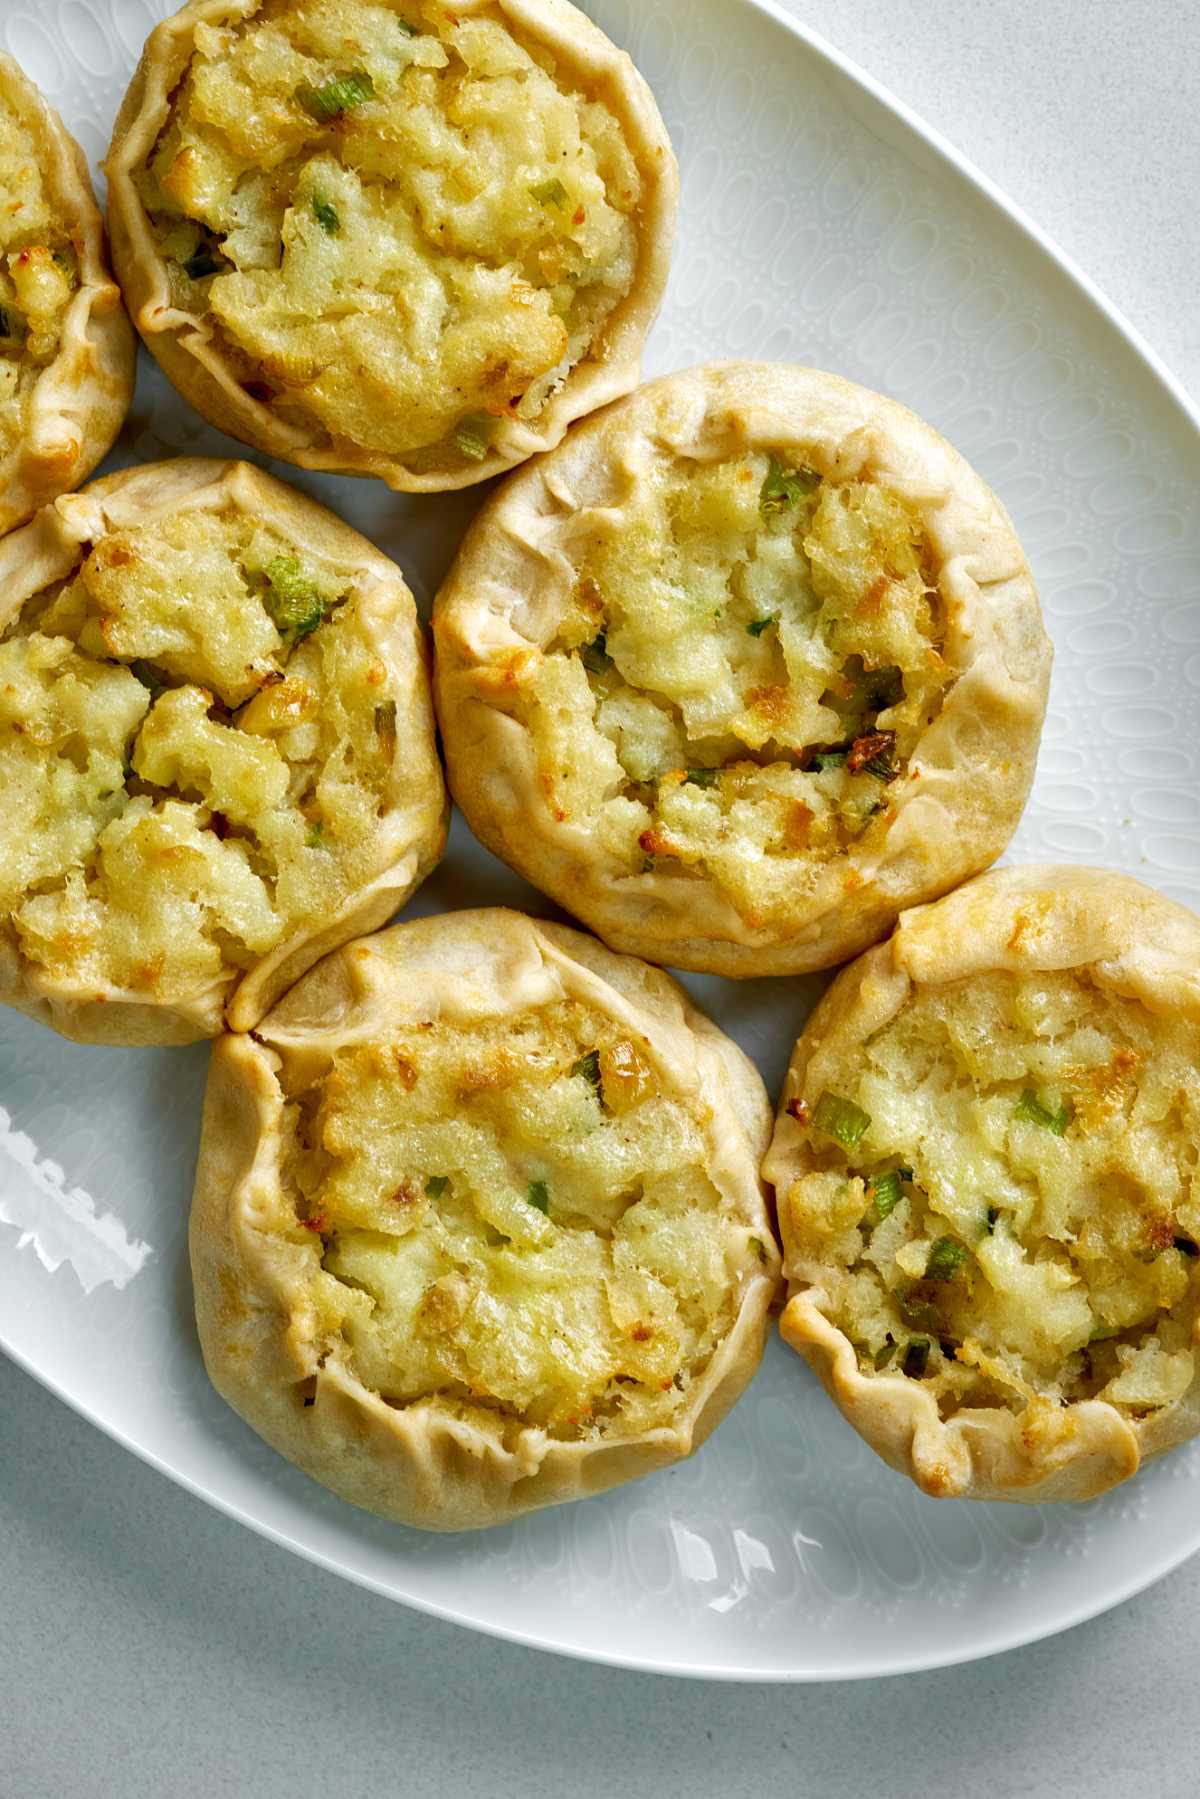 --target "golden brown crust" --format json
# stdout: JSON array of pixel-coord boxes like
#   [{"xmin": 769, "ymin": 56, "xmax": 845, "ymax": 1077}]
[
  {"xmin": 0, "ymin": 54, "xmax": 135, "ymax": 535},
  {"xmin": 105, "ymin": 0, "xmax": 677, "ymax": 492},
  {"xmin": 0, "ymin": 457, "xmax": 447, "ymax": 1046},
  {"xmin": 190, "ymin": 908, "xmax": 779, "ymax": 1529},
  {"xmin": 764, "ymin": 864, "xmax": 1200, "ymax": 1503},
  {"xmin": 434, "ymin": 363, "xmax": 1052, "ymax": 977}
]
